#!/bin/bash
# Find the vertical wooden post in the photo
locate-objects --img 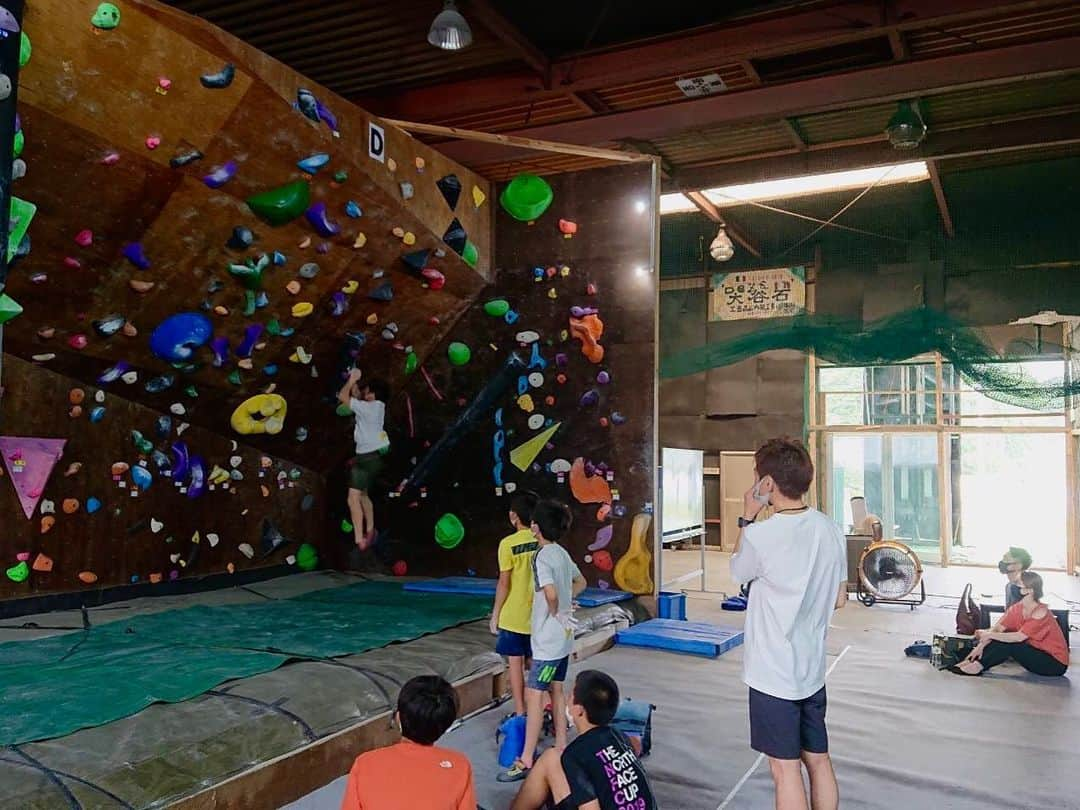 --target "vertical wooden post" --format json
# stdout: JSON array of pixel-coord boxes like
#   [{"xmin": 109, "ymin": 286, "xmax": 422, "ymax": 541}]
[{"xmin": 806, "ymin": 246, "xmax": 820, "ymax": 509}]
